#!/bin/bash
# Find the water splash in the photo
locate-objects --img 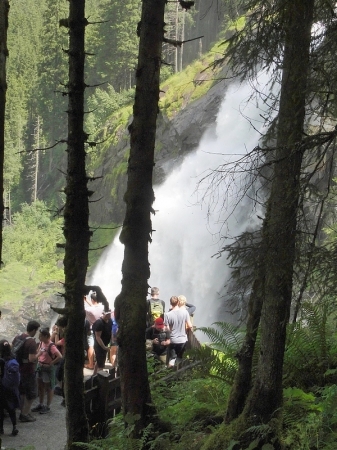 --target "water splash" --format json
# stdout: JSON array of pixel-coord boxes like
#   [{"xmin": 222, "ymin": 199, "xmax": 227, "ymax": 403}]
[{"xmin": 90, "ymin": 75, "xmax": 271, "ymax": 328}]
